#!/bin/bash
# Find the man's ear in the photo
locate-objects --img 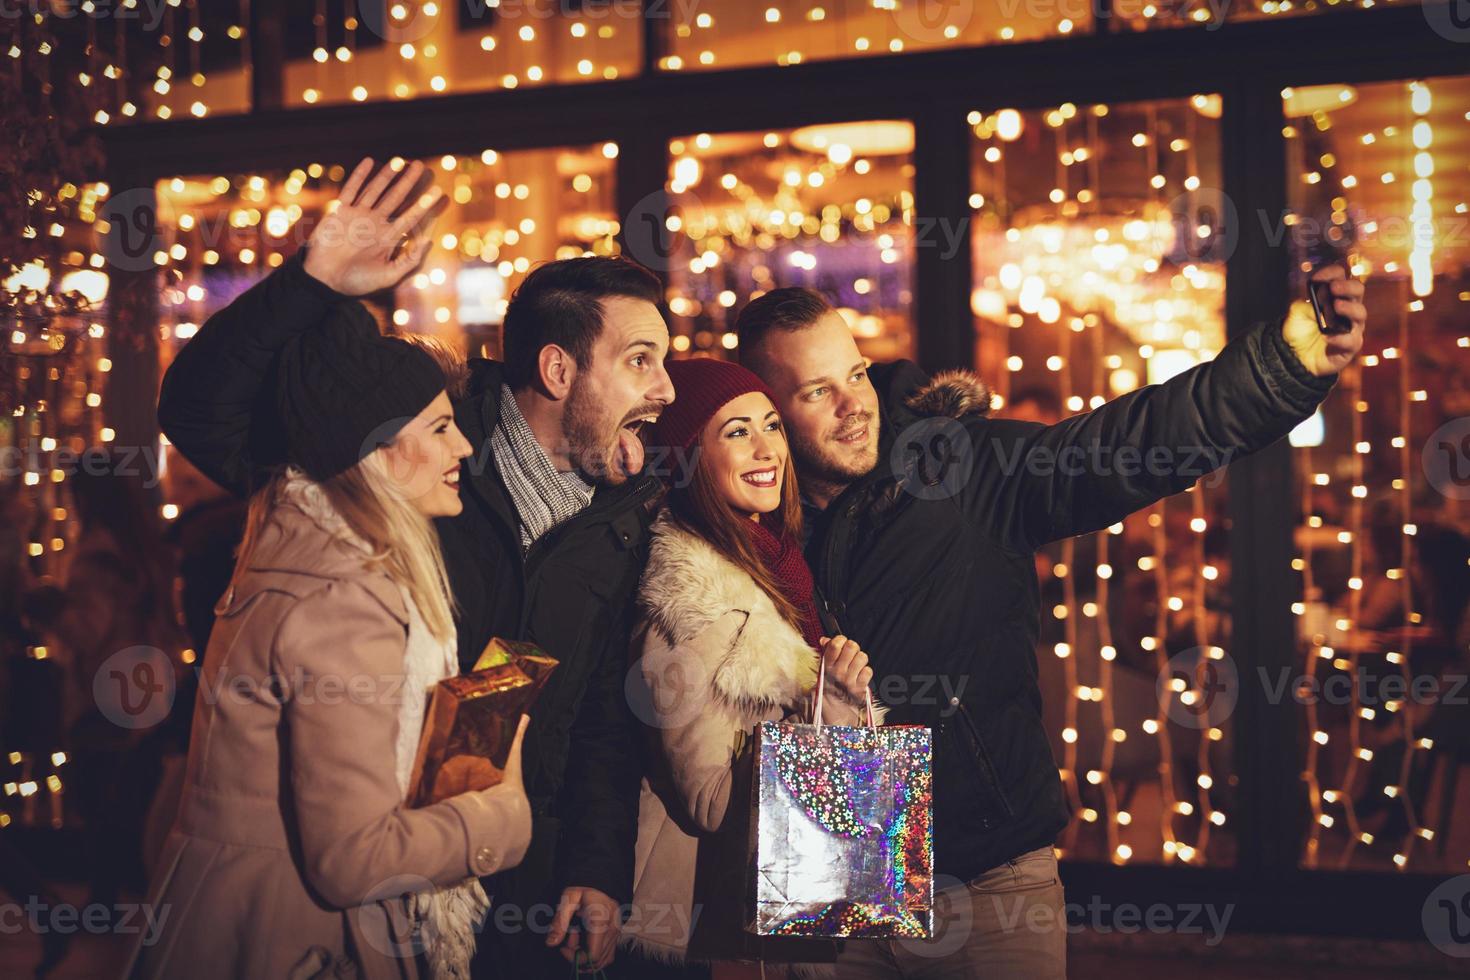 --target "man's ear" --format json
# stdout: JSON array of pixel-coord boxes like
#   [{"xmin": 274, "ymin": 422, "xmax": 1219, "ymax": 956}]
[{"xmin": 537, "ymin": 344, "xmax": 577, "ymax": 401}]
